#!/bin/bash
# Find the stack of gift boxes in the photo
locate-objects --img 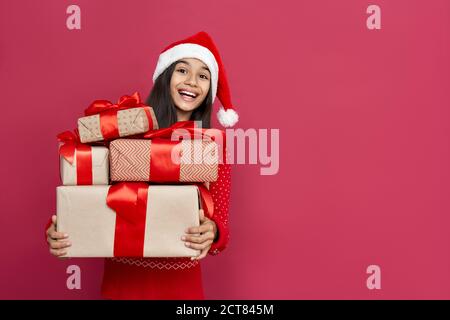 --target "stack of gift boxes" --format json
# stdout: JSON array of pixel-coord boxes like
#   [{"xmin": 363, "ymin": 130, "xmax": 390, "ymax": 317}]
[{"xmin": 56, "ymin": 92, "xmax": 221, "ymax": 258}]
